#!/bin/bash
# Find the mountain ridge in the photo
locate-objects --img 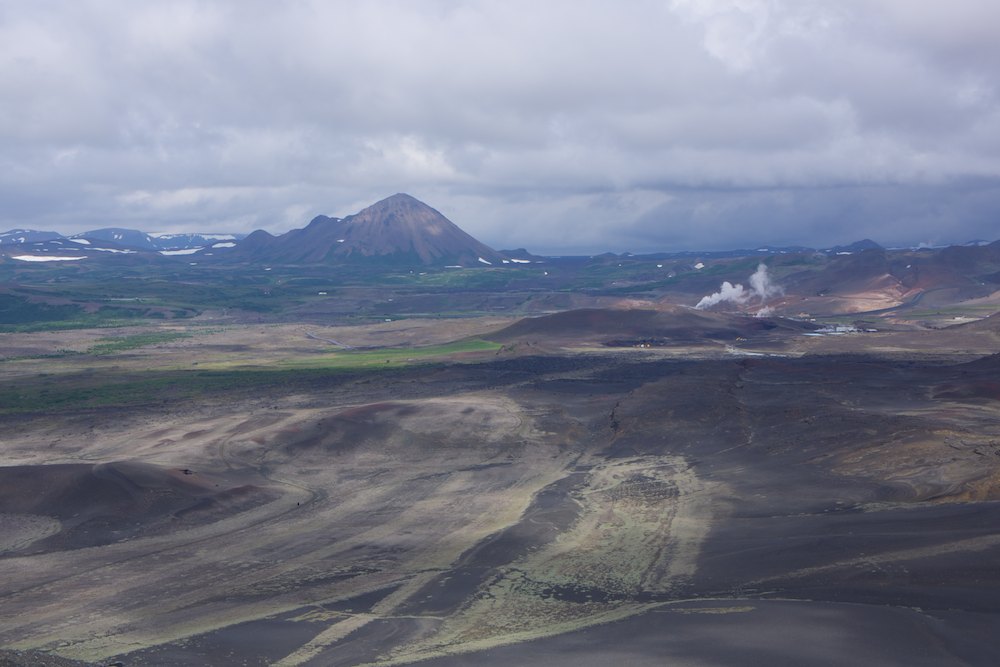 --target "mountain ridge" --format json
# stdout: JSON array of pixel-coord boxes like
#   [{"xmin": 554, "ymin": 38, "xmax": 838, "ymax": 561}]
[
  {"xmin": 1, "ymin": 194, "xmax": 998, "ymax": 271},
  {"xmin": 233, "ymin": 193, "xmax": 507, "ymax": 266},
  {"xmin": 0, "ymin": 227, "xmax": 244, "ymax": 252}
]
